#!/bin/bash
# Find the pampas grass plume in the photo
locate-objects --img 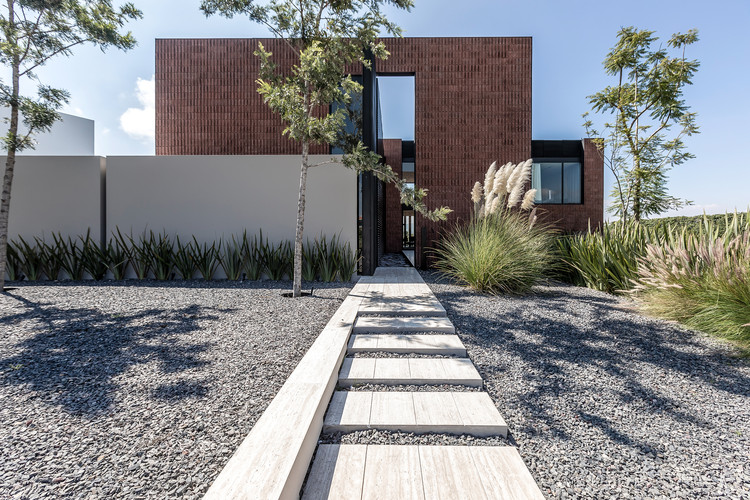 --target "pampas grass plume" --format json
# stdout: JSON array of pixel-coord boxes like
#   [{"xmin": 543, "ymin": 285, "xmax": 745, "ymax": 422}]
[
  {"xmin": 521, "ymin": 189, "xmax": 536, "ymax": 211},
  {"xmin": 483, "ymin": 161, "xmax": 497, "ymax": 199},
  {"xmin": 471, "ymin": 181, "xmax": 483, "ymax": 204}
]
